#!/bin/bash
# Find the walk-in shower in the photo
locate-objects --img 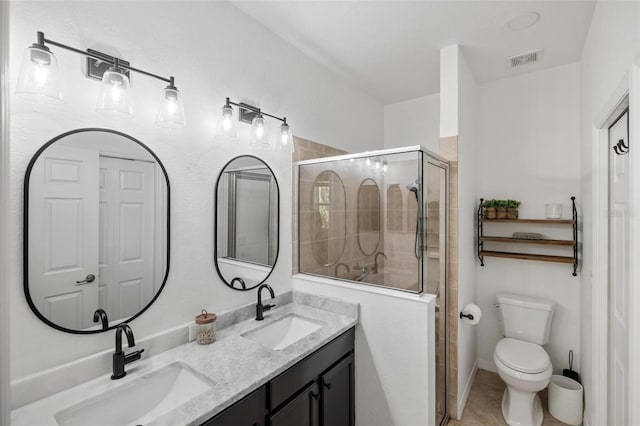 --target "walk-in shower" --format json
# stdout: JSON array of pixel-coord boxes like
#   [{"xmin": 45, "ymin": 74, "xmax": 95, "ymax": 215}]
[{"xmin": 296, "ymin": 145, "xmax": 450, "ymax": 425}]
